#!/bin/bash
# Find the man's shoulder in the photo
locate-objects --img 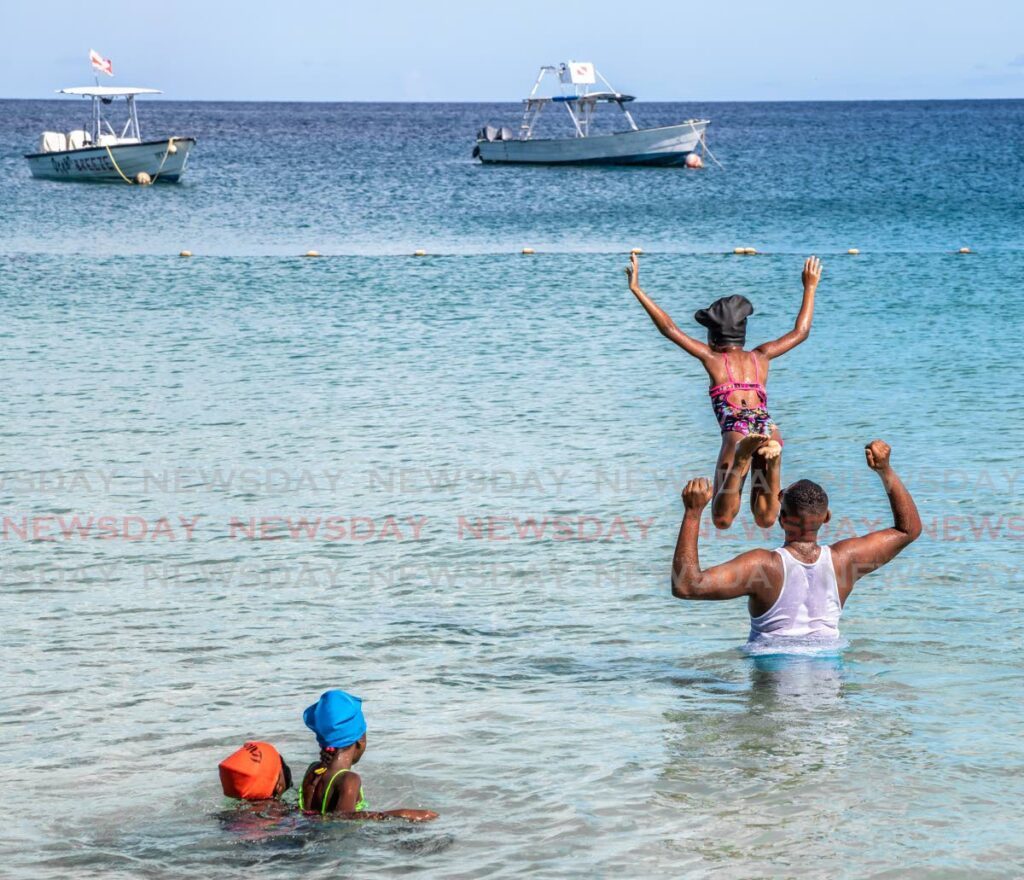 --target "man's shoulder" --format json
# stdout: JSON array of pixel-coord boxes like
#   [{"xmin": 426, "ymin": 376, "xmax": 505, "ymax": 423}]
[{"xmin": 733, "ymin": 547, "xmax": 784, "ymax": 581}]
